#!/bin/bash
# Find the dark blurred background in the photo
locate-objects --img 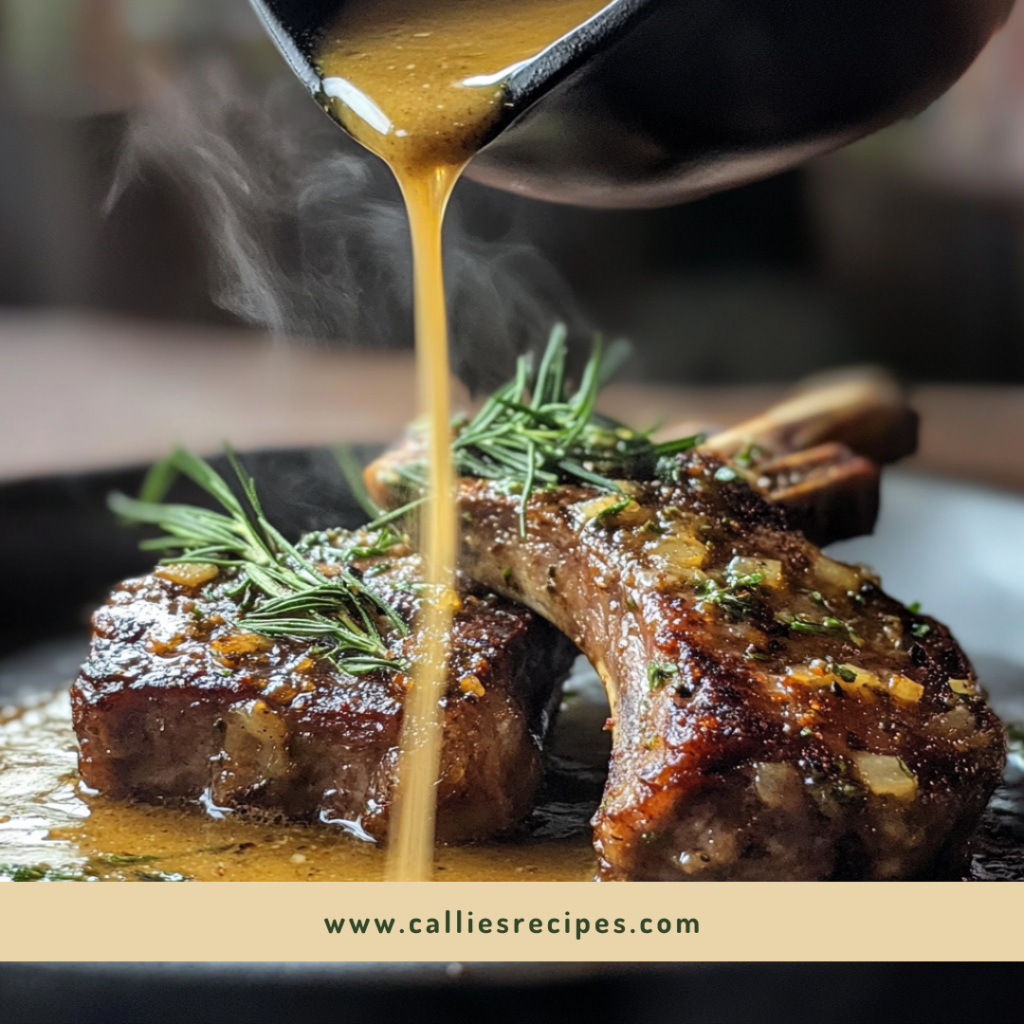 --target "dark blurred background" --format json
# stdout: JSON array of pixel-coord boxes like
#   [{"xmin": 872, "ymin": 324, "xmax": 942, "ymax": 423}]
[{"xmin": 1, "ymin": 0, "xmax": 1023, "ymax": 389}]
